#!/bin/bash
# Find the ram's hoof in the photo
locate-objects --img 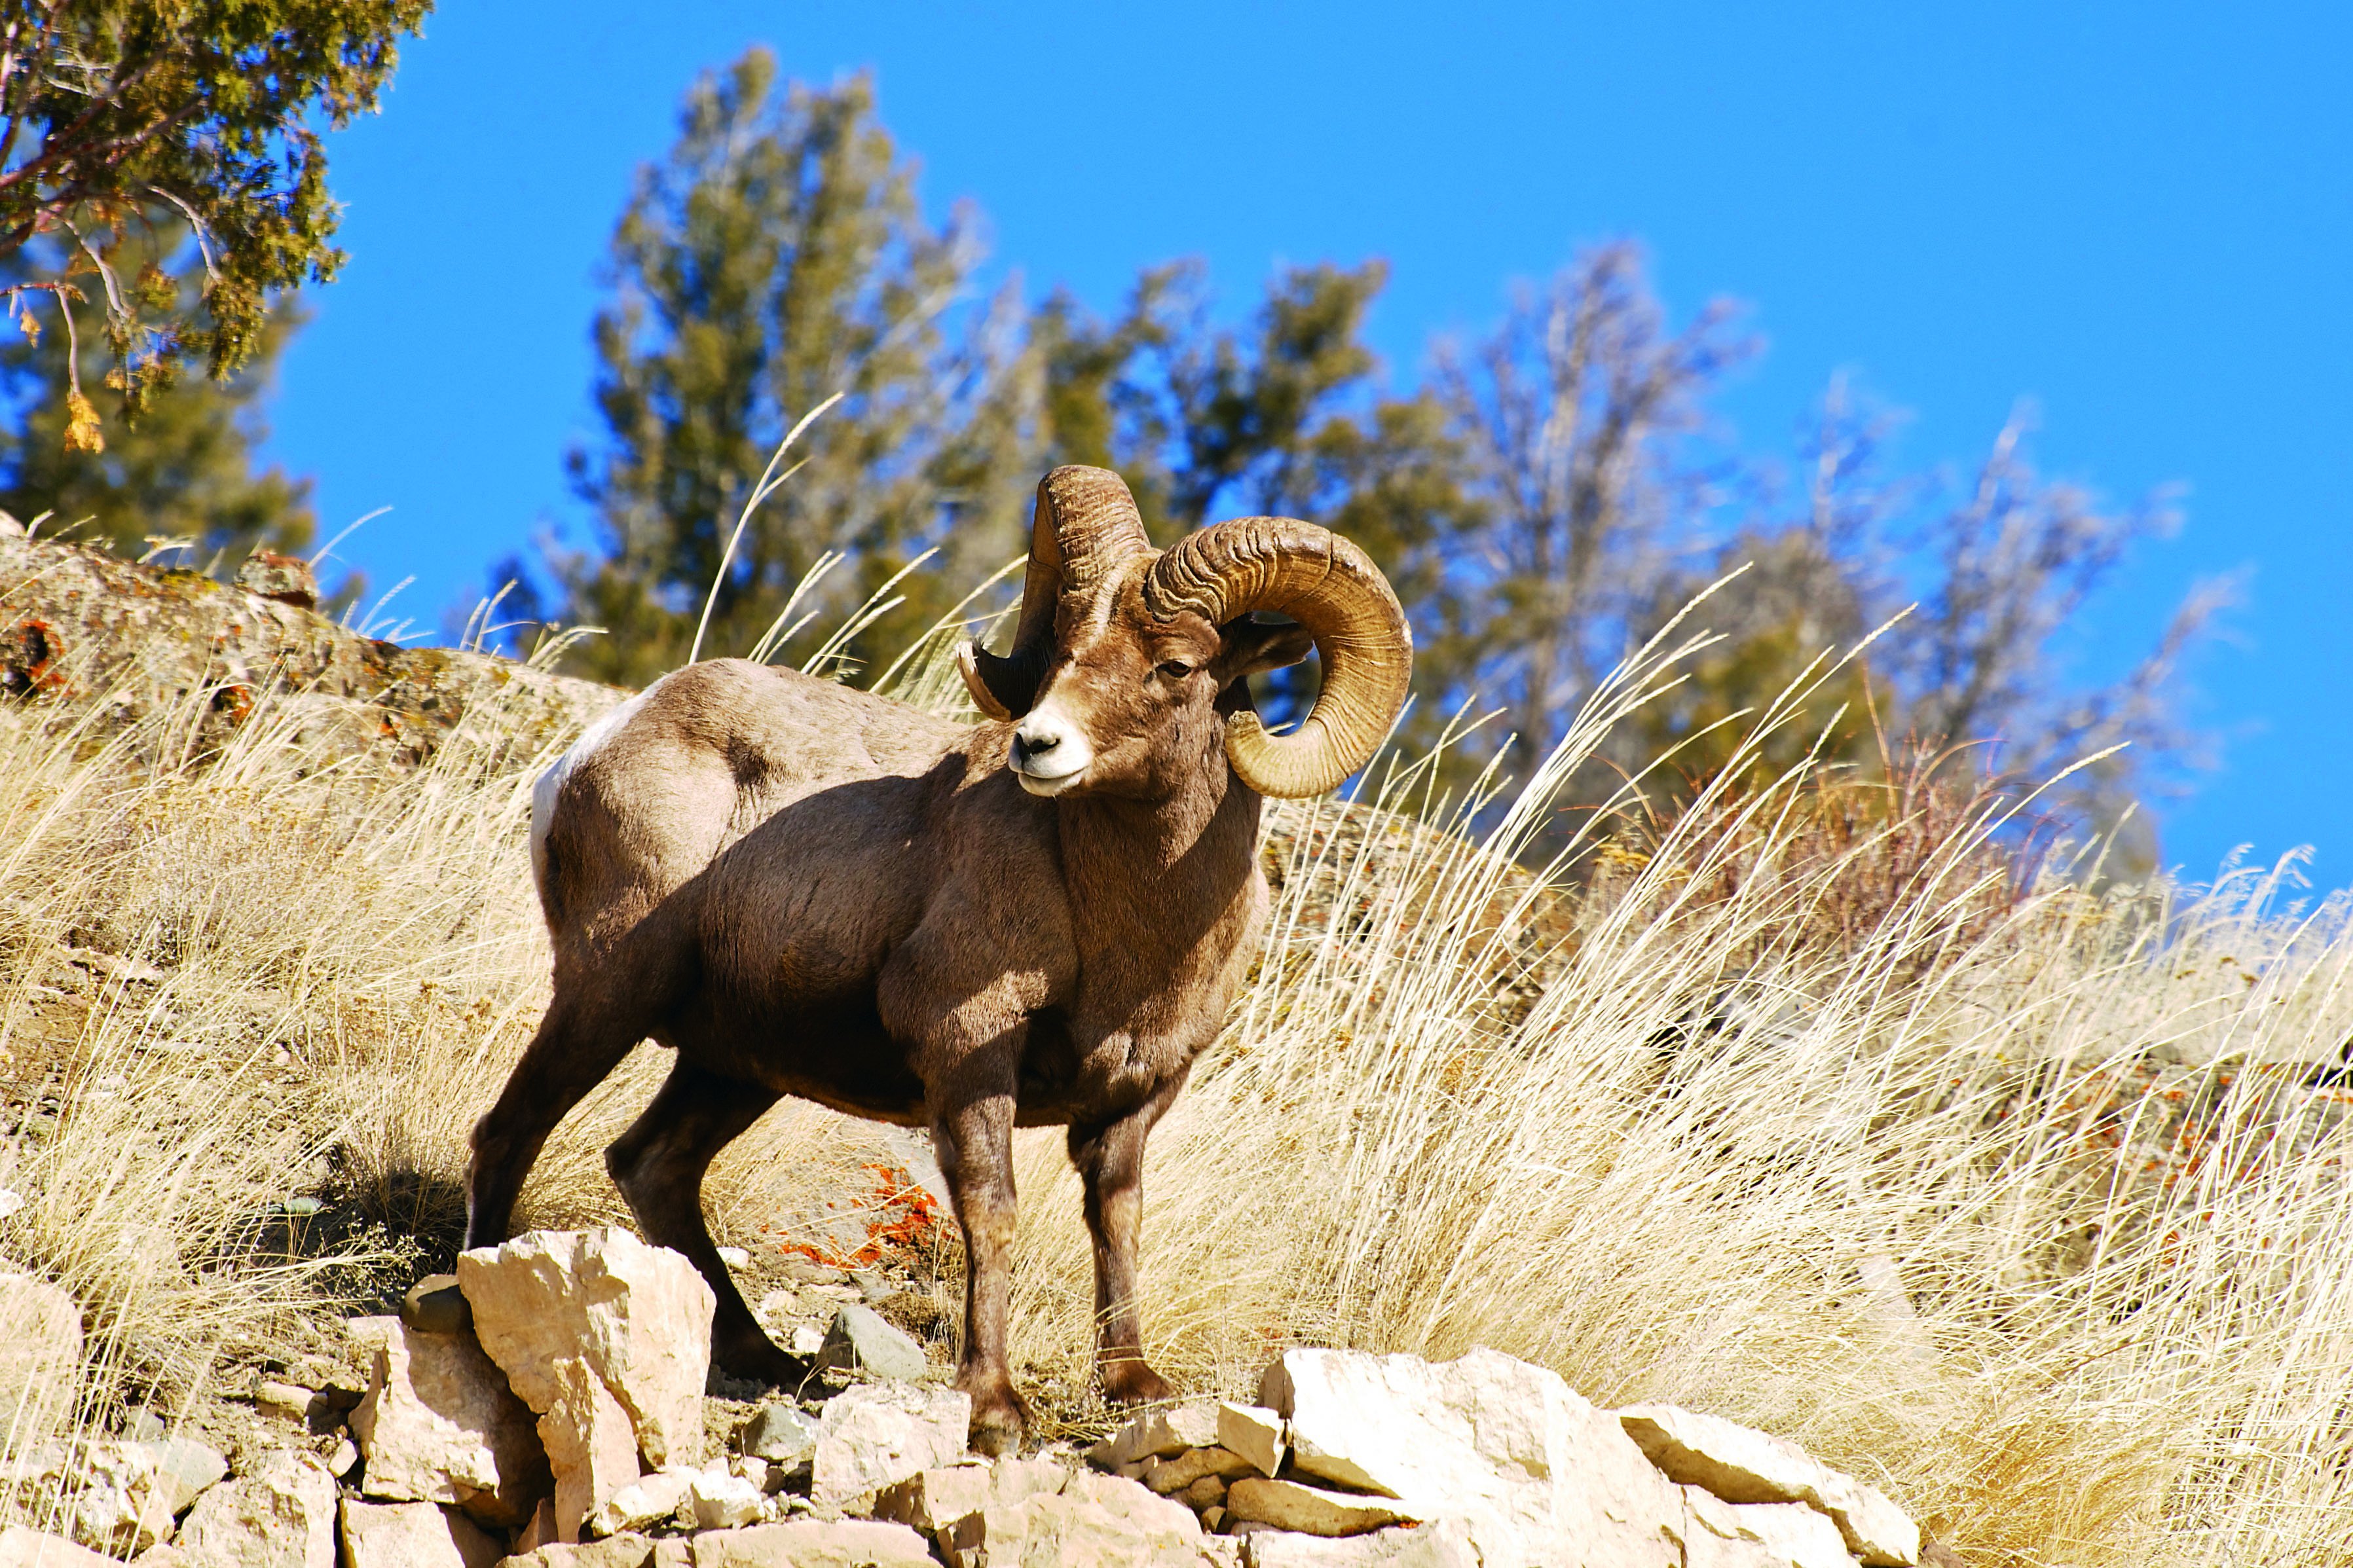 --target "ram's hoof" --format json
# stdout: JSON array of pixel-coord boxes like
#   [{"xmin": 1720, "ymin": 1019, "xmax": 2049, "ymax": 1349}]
[
  {"xmin": 1099, "ymin": 1355, "xmax": 1176, "ymax": 1407},
  {"xmin": 961, "ymin": 1378, "xmax": 1031, "ymax": 1456}
]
